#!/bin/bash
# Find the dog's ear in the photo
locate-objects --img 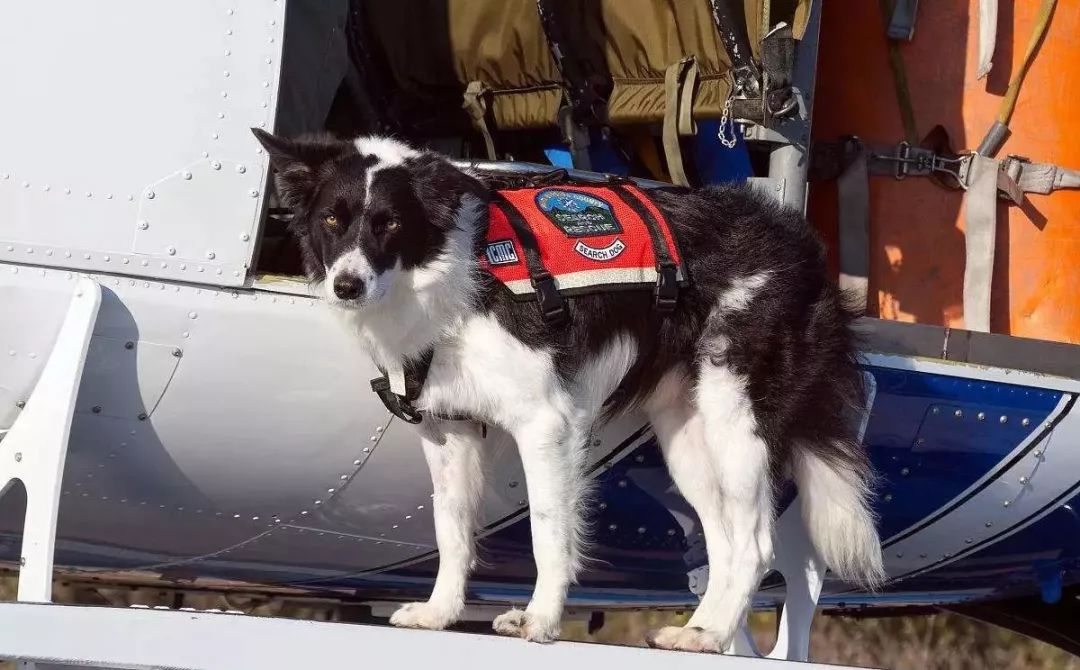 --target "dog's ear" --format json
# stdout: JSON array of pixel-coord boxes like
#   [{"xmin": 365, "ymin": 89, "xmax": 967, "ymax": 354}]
[
  {"xmin": 407, "ymin": 153, "xmax": 488, "ymax": 230},
  {"xmin": 251, "ymin": 128, "xmax": 345, "ymax": 210}
]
